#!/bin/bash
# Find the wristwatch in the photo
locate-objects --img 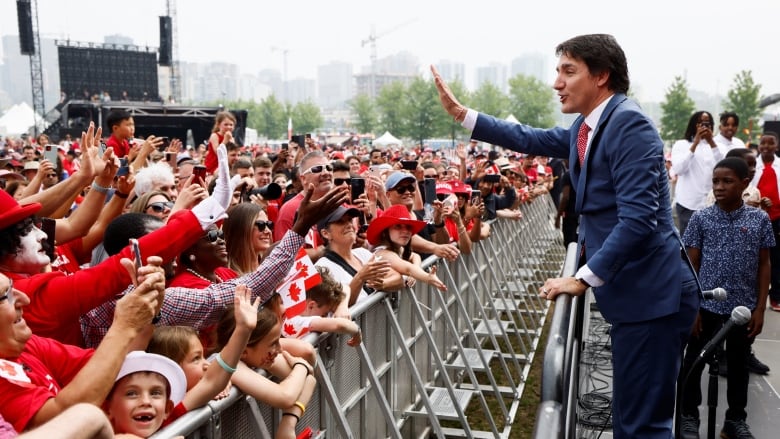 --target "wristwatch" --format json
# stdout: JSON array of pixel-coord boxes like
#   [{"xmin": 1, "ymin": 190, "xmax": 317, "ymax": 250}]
[{"xmin": 575, "ymin": 277, "xmax": 591, "ymax": 288}]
